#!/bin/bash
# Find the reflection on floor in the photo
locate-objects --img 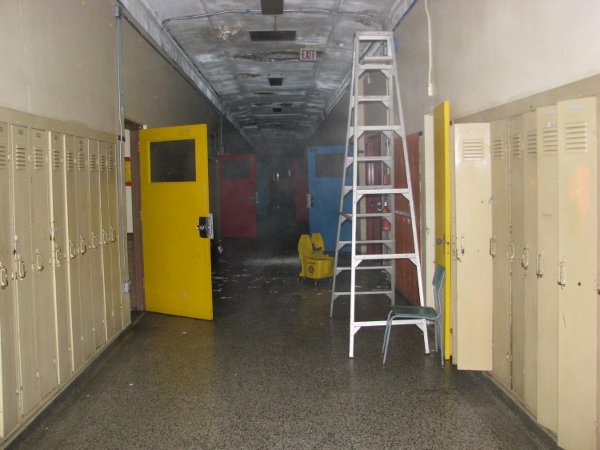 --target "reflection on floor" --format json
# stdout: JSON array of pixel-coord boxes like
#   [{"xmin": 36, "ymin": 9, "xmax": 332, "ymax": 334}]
[{"xmin": 10, "ymin": 239, "xmax": 556, "ymax": 449}]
